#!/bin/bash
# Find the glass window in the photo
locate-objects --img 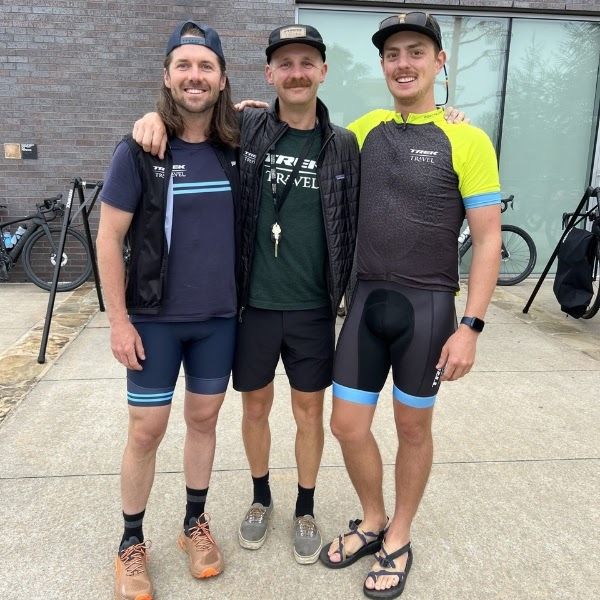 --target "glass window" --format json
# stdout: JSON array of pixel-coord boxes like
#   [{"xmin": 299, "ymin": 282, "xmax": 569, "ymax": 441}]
[{"xmin": 499, "ymin": 19, "xmax": 600, "ymax": 270}]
